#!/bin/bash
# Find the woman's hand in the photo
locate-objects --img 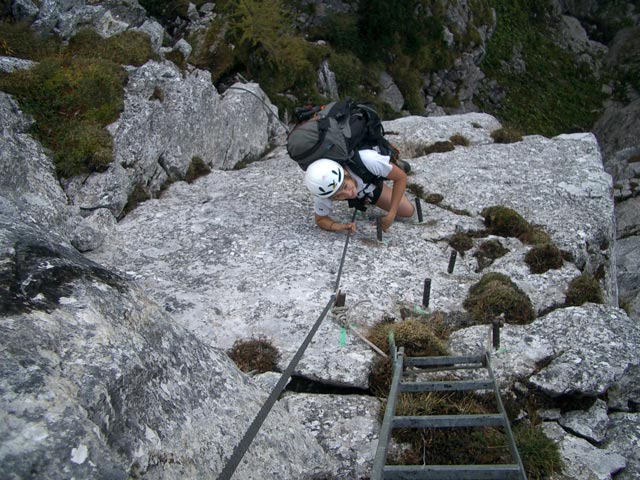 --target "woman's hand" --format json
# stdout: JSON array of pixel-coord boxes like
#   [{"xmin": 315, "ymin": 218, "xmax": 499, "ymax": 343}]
[
  {"xmin": 336, "ymin": 222, "xmax": 356, "ymax": 234},
  {"xmin": 380, "ymin": 214, "xmax": 395, "ymax": 232}
]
